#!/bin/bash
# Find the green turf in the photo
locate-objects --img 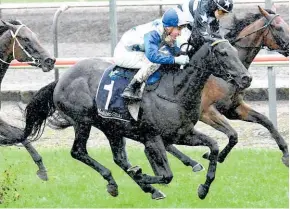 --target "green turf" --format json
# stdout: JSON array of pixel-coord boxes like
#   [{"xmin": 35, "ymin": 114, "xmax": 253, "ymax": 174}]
[{"xmin": 0, "ymin": 146, "xmax": 288, "ymax": 208}]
